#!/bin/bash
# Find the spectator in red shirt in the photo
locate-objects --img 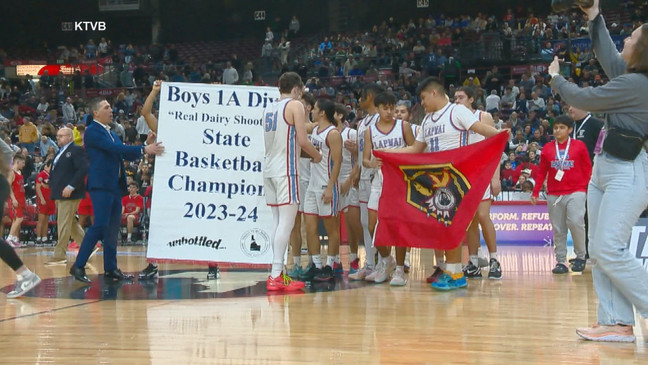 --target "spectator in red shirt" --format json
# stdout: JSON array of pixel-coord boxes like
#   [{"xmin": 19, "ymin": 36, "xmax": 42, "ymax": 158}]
[
  {"xmin": 500, "ymin": 160, "xmax": 517, "ymax": 190},
  {"xmin": 121, "ymin": 182, "xmax": 143, "ymax": 243},
  {"xmin": 531, "ymin": 115, "xmax": 592, "ymax": 274}
]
